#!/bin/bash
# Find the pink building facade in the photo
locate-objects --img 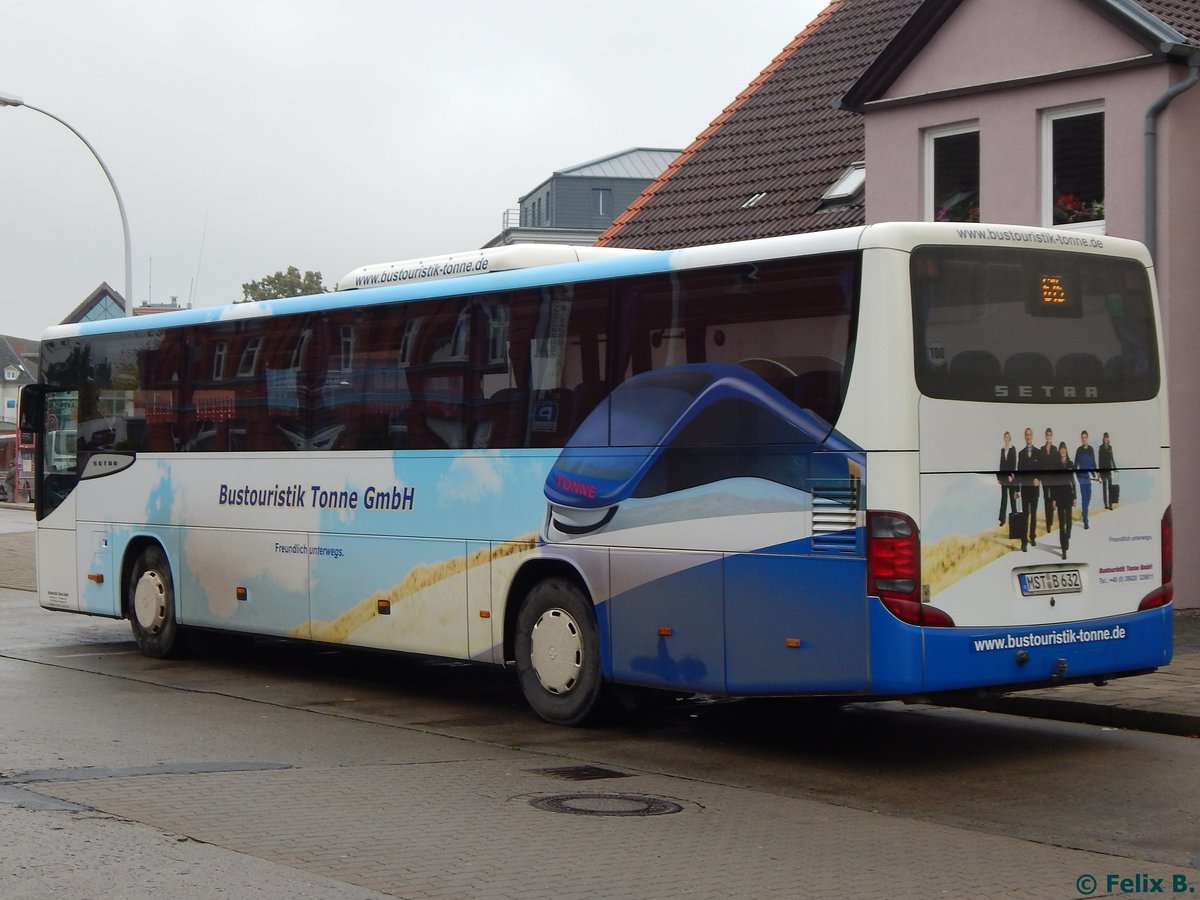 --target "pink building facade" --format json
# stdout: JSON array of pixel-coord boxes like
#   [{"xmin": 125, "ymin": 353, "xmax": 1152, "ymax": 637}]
[{"xmin": 848, "ymin": 0, "xmax": 1200, "ymax": 608}]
